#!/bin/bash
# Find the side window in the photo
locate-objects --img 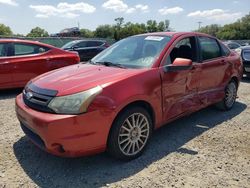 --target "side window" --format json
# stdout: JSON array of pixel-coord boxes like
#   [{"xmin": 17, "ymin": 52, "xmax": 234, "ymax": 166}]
[
  {"xmin": 0, "ymin": 43, "xmax": 7, "ymax": 57},
  {"xmin": 198, "ymin": 37, "xmax": 221, "ymax": 61},
  {"xmin": 167, "ymin": 37, "xmax": 197, "ymax": 64},
  {"xmin": 76, "ymin": 42, "xmax": 87, "ymax": 48},
  {"xmin": 96, "ymin": 41, "xmax": 104, "ymax": 46},
  {"xmin": 228, "ymin": 43, "xmax": 240, "ymax": 50},
  {"xmin": 221, "ymin": 43, "xmax": 231, "ymax": 56},
  {"xmin": 14, "ymin": 43, "xmax": 49, "ymax": 56},
  {"xmin": 87, "ymin": 41, "xmax": 100, "ymax": 47}
]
